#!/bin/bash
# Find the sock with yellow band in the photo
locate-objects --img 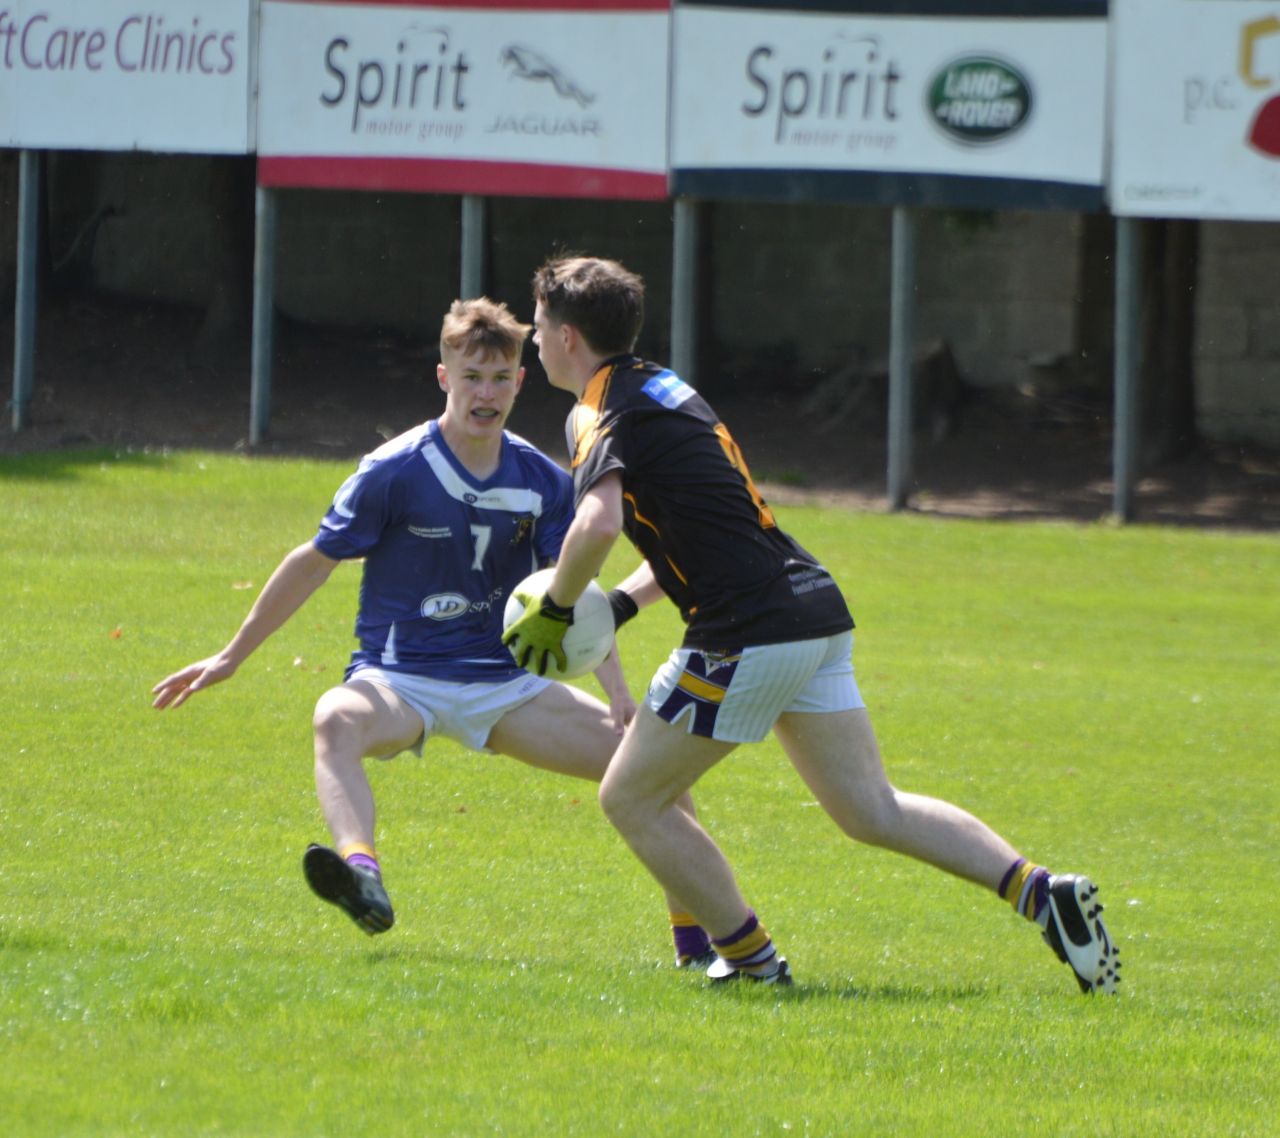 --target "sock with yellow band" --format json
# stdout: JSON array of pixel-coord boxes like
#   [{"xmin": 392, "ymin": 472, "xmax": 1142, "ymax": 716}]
[
  {"xmin": 340, "ymin": 841, "xmax": 381, "ymax": 880},
  {"xmin": 671, "ymin": 911, "xmax": 712, "ymax": 967},
  {"xmin": 999, "ymin": 857, "xmax": 1051, "ymax": 928},
  {"xmin": 711, "ymin": 910, "xmax": 780, "ymax": 977}
]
